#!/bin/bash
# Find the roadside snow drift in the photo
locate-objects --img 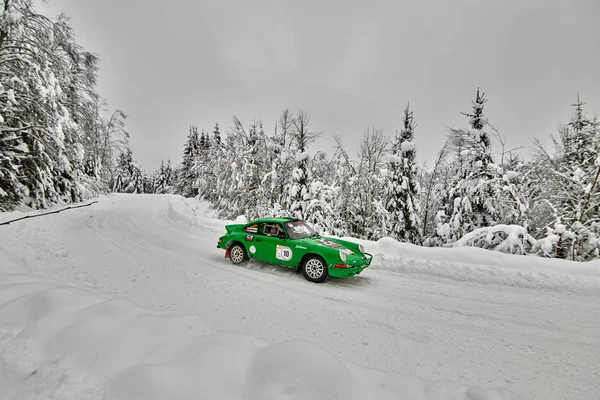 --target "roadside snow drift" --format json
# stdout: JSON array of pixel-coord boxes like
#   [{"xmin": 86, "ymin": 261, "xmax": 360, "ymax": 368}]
[
  {"xmin": 1, "ymin": 194, "xmax": 599, "ymax": 400},
  {"xmin": 0, "ymin": 268, "xmax": 518, "ymax": 400},
  {"xmin": 353, "ymin": 236, "xmax": 600, "ymax": 293}
]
